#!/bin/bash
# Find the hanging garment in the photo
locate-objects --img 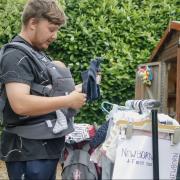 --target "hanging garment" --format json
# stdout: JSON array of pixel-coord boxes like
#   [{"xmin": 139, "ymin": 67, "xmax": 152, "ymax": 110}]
[
  {"xmin": 125, "ymin": 99, "xmax": 161, "ymax": 114},
  {"xmin": 90, "ymin": 120, "xmax": 109, "ymax": 149},
  {"xmin": 81, "ymin": 57, "xmax": 102, "ymax": 101}
]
